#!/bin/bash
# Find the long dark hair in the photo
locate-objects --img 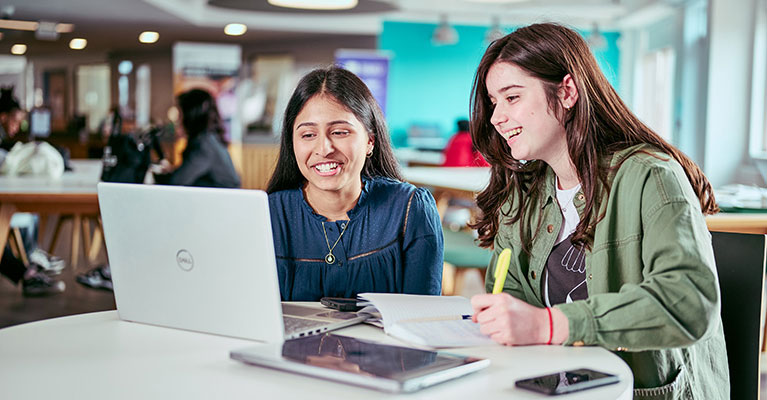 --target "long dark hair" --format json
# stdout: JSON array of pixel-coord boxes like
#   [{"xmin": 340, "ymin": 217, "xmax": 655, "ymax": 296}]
[
  {"xmin": 0, "ymin": 87, "xmax": 20, "ymax": 114},
  {"xmin": 470, "ymin": 23, "xmax": 717, "ymax": 251},
  {"xmin": 266, "ymin": 66, "xmax": 402, "ymax": 193},
  {"xmin": 177, "ymin": 88, "xmax": 225, "ymax": 142}
]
